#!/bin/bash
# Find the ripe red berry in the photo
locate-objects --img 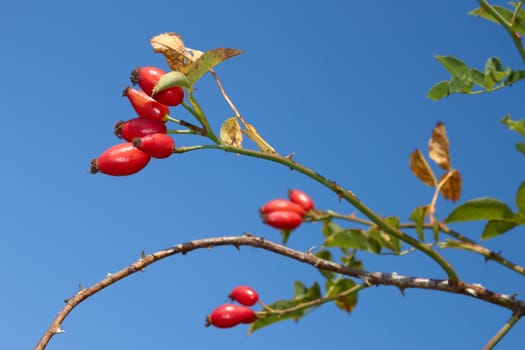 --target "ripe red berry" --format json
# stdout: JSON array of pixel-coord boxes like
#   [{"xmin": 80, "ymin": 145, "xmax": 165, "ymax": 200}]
[
  {"xmin": 260, "ymin": 198, "xmax": 306, "ymax": 217},
  {"xmin": 90, "ymin": 142, "xmax": 151, "ymax": 176},
  {"xmin": 114, "ymin": 118, "xmax": 167, "ymax": 142},
  {"xmin": 123, "ymin": 87, "xmax": 169, "ymax": 122},
  {"xmin": 288, "ymin": 189, "xmax": 315, "ymax": 211},
  {"xmin": 206, "ymin": 304, "xmax": 257, "ymax": 329},
  {"xmin": 133, "ymin": 133, "xmax": 175, "ymax": 159},
  {"xmin": 229, "ymin": 286, "xmax": 259, "ymax": 306},
  {"xmin": 130, "ymin": 66, "xmax": 184, "ymax": 106},
  {"xmin": 263, "ymin": 210, "xmax": 303, "ymax": 230}
]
